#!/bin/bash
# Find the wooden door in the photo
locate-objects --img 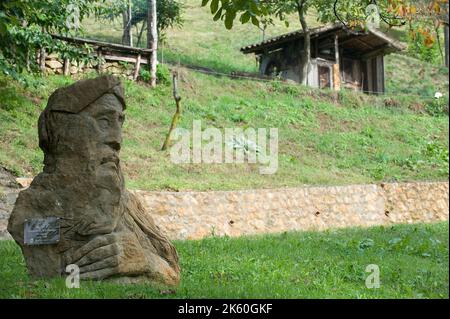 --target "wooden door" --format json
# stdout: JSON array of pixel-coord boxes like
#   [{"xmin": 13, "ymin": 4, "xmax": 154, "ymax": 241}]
[{"xmin": 319, "ymin": 66, "xmax": 331, "ymax": 88}]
